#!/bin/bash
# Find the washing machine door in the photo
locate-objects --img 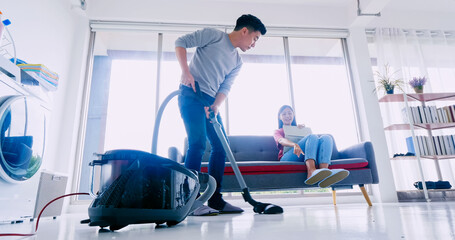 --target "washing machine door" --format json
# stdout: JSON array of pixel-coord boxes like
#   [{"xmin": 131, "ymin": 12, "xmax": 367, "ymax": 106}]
[{"xmin": 0, "ymin": 95, "xmax": 47, "ymax": 183}]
